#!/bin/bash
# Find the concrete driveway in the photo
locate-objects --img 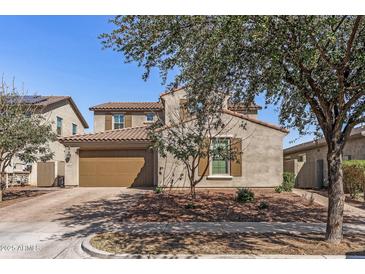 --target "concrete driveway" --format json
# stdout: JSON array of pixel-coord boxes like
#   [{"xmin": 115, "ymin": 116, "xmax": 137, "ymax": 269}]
[{"xmin": 0, "ymin": 187, "xmax": 147, "ymax": 258}]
